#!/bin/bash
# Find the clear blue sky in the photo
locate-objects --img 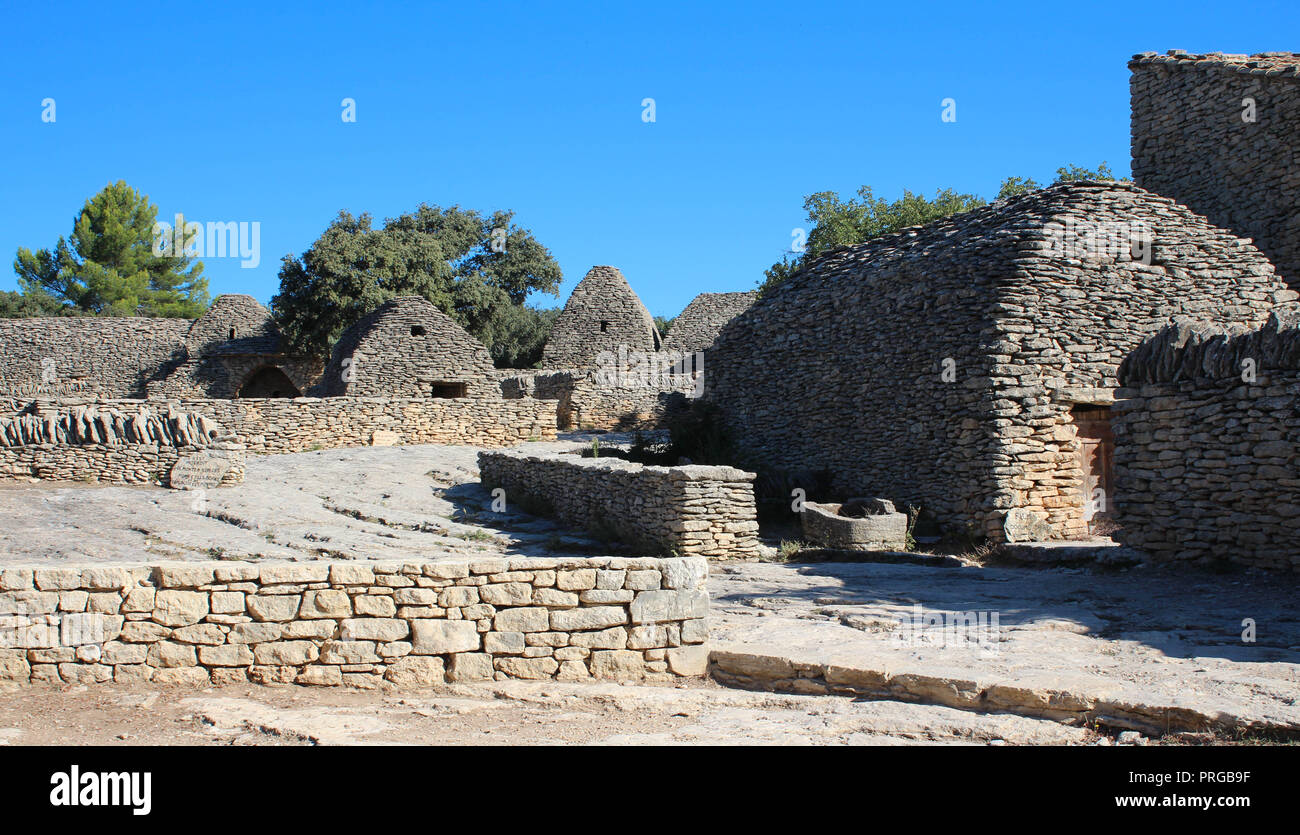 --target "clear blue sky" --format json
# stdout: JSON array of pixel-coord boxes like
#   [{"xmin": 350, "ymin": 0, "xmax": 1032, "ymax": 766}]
[{"xmin": 2, "ymin": 0, "xmax": 1296, "ymax": 319}]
